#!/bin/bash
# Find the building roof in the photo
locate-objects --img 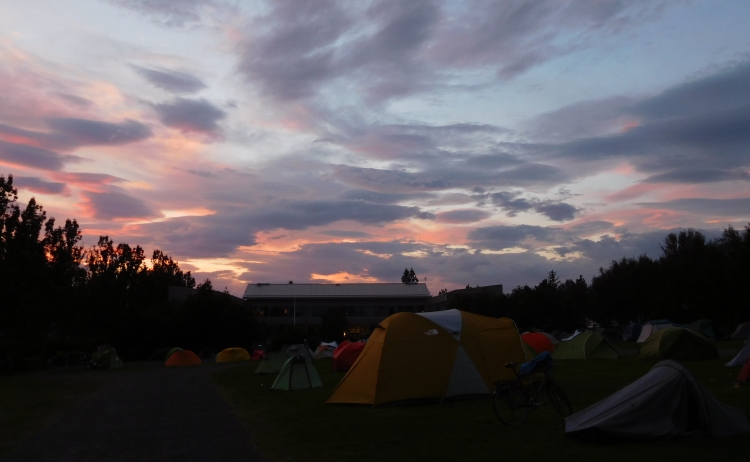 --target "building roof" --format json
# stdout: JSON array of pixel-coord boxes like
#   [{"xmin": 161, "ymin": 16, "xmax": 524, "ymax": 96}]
[{"xmin": 243, "ymin": 283, "xmax": 431, "ymax": 299}]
